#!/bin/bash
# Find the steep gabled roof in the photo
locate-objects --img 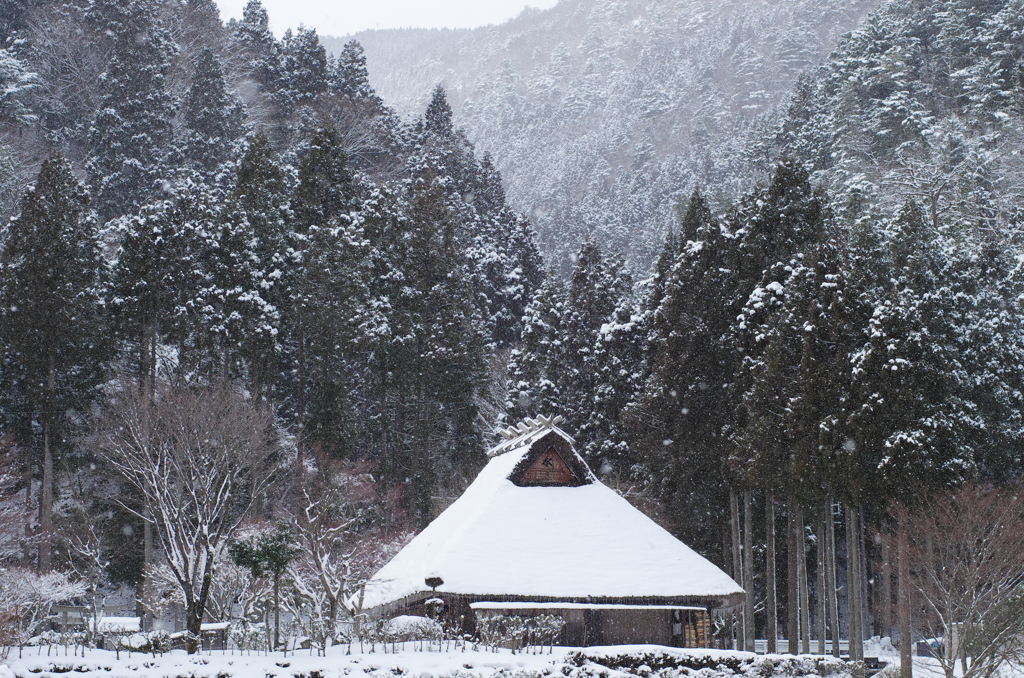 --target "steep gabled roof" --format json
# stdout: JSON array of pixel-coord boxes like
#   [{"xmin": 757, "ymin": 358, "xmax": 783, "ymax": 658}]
[{"xmin": 359, "ymin": 418, "xmax": 743, "ymax": 615}]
